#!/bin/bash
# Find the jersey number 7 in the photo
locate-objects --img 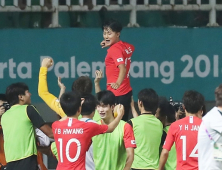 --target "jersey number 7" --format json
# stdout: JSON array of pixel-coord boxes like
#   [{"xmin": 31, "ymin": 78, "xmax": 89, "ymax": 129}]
[{"xmin": 180, "ymin": 135, "xmax": 198, "ymax": 161}]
